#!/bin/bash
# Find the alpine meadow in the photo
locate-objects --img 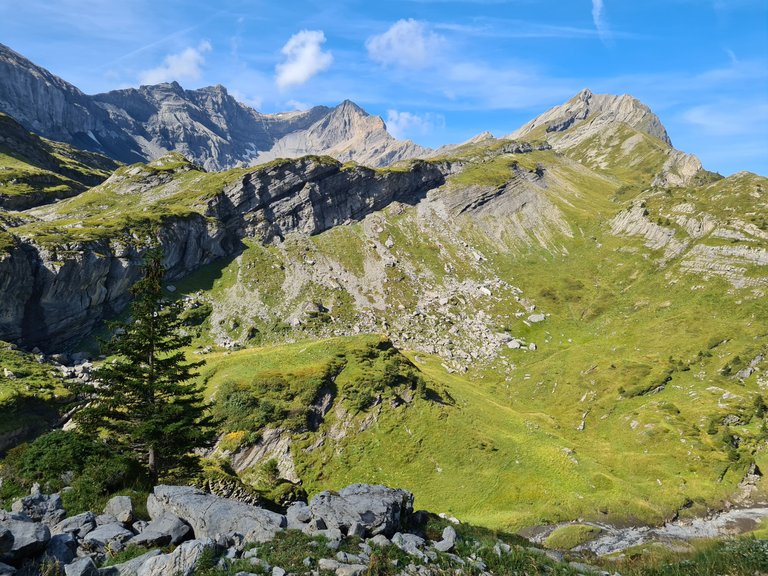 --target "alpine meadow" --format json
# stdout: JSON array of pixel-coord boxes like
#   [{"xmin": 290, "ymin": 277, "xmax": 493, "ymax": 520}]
[{"xmin": 0, "ymin": 2, "xmax": 767, "ymax": 575}]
